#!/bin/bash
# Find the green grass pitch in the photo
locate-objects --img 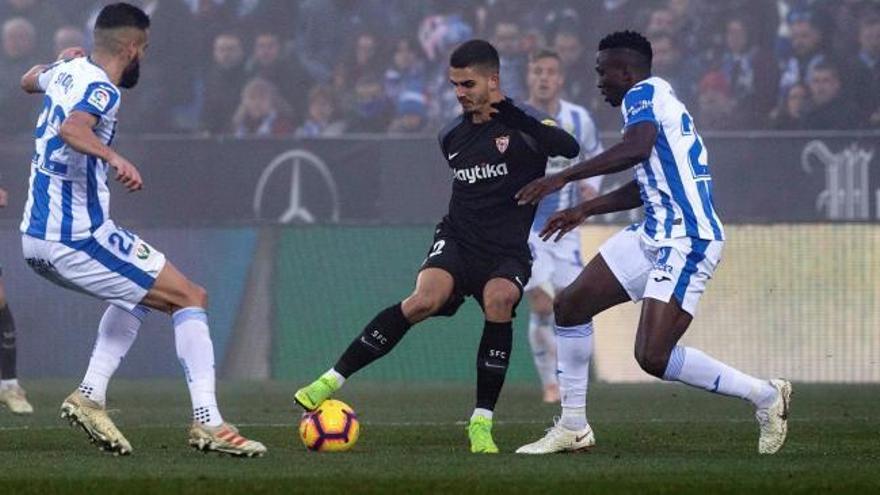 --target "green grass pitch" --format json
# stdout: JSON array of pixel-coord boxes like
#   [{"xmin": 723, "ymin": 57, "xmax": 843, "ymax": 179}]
[{"xmin": 0, "ymin": 380, "xmax": 877, "ymax": 494}]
